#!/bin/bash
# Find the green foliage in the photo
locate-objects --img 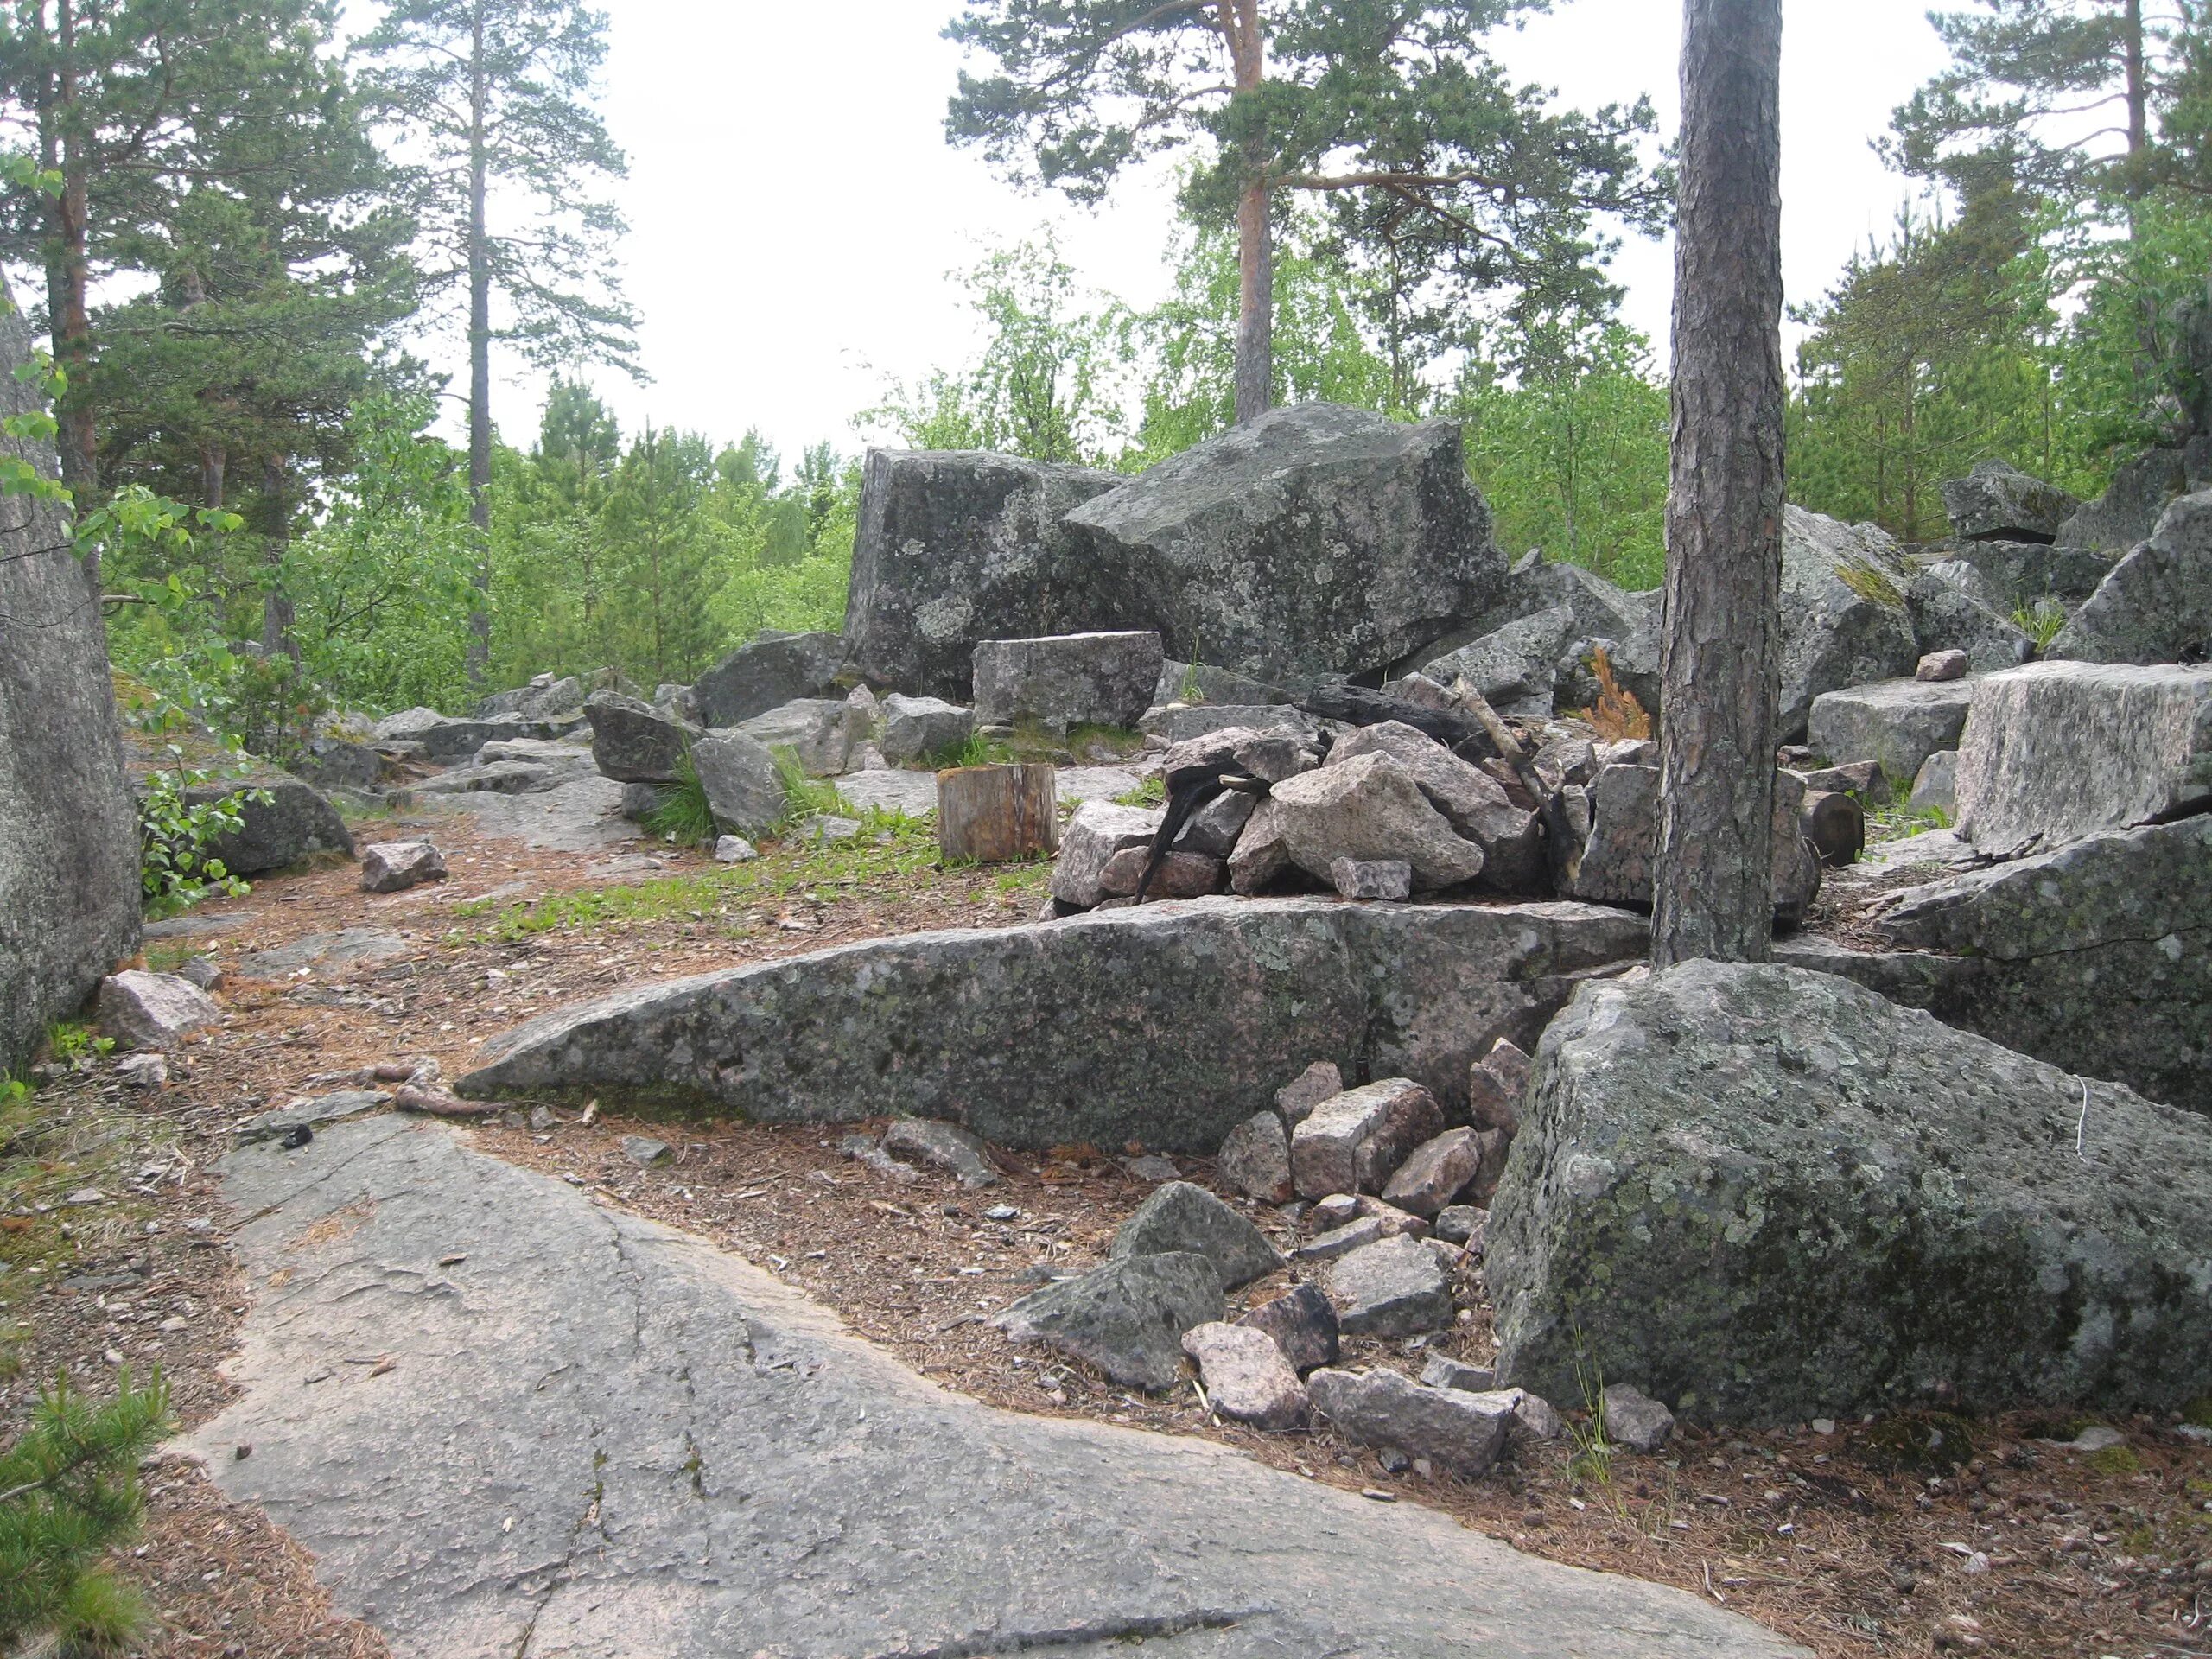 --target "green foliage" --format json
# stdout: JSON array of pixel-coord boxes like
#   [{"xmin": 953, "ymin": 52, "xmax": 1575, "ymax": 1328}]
[
  {"xmin": 42, "ymin": 1024, "xmax": 111, "ymax": 1068},
  {"xmin": 1454, "ymin": 317, "xmax": 1669, "ymax": 588},
  {"xmin": 644, "ymin": 754, "xmax": 717, "ymax": 849},
  {"xmin": 138, "ymin": 755, "xmax": 269, "ymax": 917},
  {"xmin": 937, "ymin": 730, "xmax": 1014, "ymax": 770},
  {"xmin": 1113, "ymin": 775, "xmax": 1167, "ymax": 807},
  {"xmin": 0, "ymin": 1369, "xmax": 173, "ymax": 1653},
  {"xmin": 2013, "ymin": 595, "xmax": 2069, "ymax": 648}
]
